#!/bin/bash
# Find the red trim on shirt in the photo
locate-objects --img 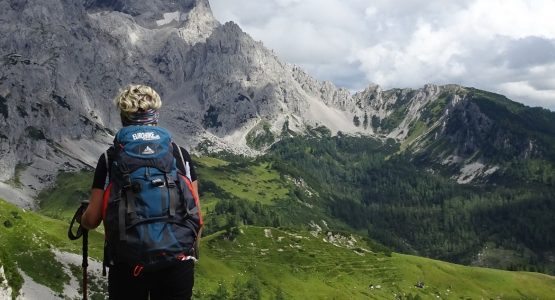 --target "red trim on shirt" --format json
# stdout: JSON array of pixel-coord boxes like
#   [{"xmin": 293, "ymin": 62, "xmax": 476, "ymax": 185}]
[{"xmin": 102, "ymin": 182, "xmax": 112, "ymax": 221}]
